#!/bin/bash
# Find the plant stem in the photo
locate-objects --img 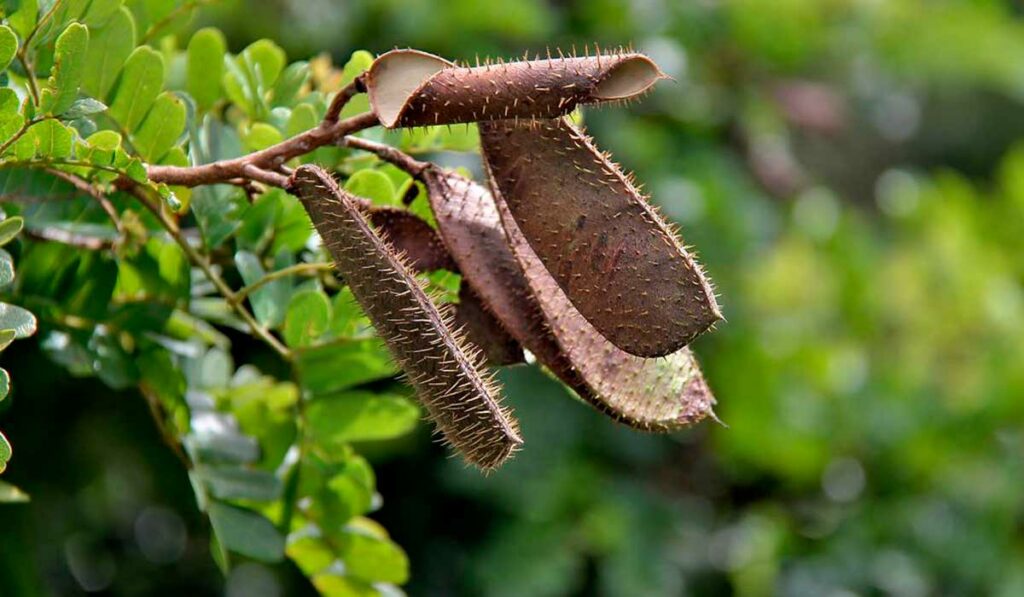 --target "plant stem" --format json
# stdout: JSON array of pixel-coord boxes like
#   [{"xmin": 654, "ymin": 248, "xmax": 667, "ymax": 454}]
[
  {"xmin": 147, "ymin": 112, "xmax": 379, "ymax": 187},
  {"xmin": 343, "ymin": 136, "xmax": 430, "ymax": 178},
  {"xmin": 122, "ymin": 182, "xmax": 292, "ymax": 360},
  {"xmin": 232, "ymin": 262, "xmax": 335, "ymax": 304}
]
